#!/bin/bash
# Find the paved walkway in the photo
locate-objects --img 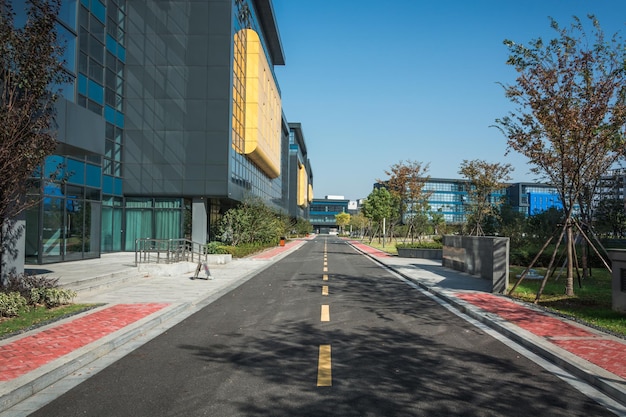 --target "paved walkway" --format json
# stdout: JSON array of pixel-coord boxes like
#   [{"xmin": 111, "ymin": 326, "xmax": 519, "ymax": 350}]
[{"xmin": 1, "ymin": 236, "xmax": 625, "ymax": 415}]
